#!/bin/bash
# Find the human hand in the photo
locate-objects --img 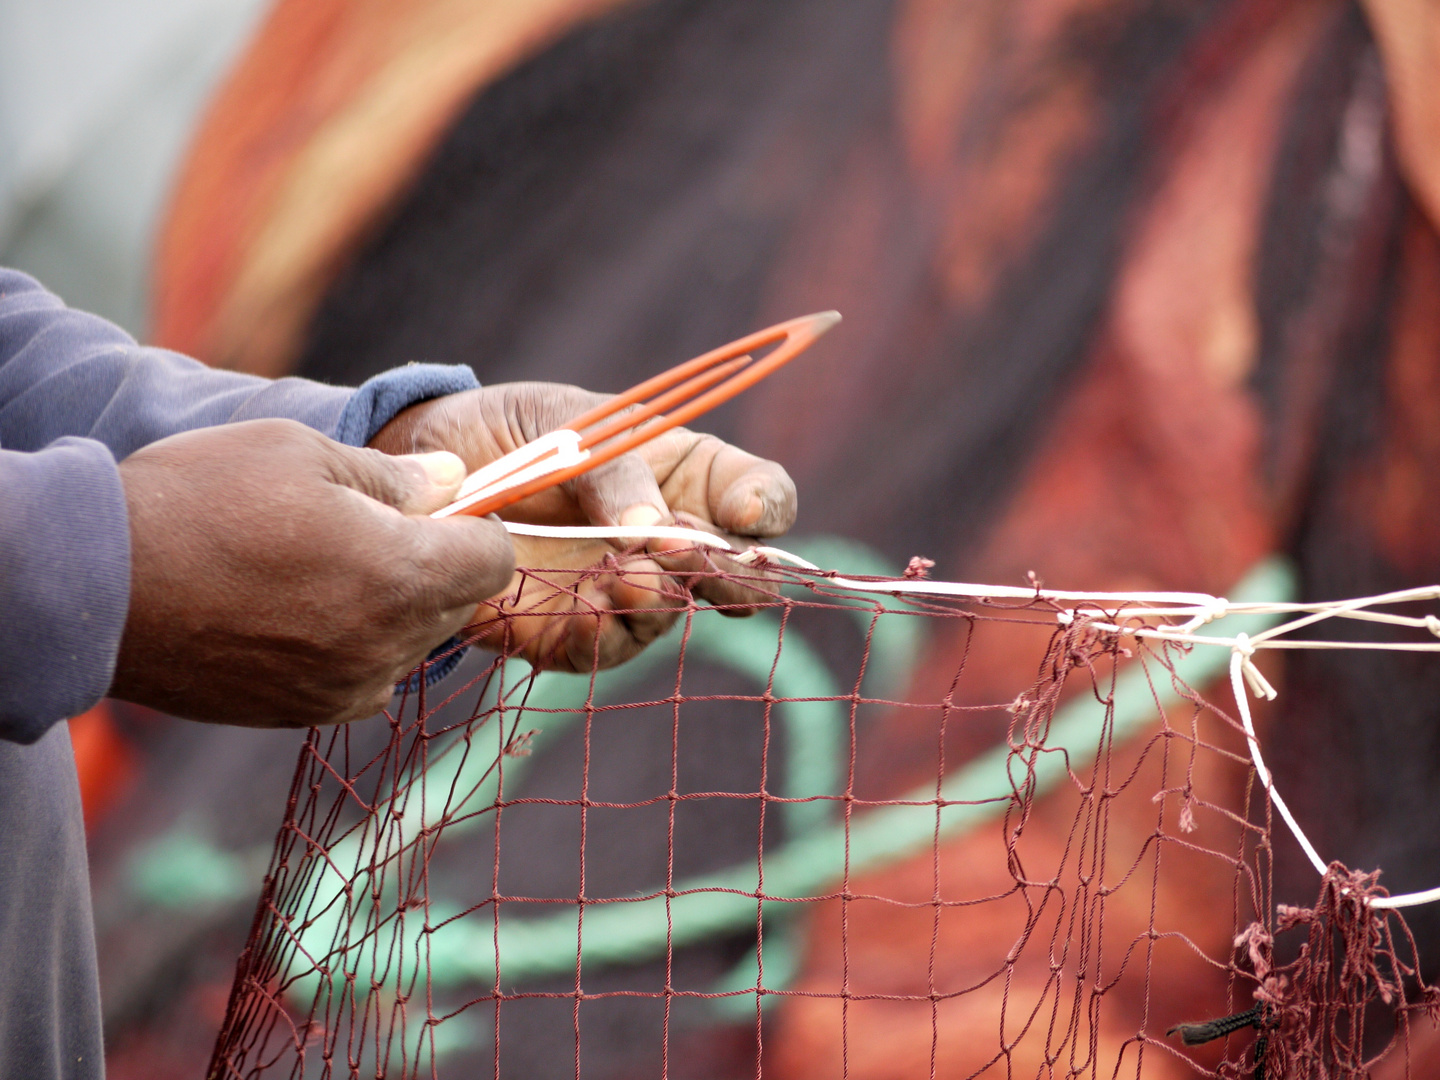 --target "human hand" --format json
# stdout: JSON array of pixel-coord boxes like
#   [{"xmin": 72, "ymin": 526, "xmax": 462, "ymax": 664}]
[
  {"xmin": 369, "ymin": 383, "xmax": 798, "ymax": 669},
  {"xmin": 111, "ymin": 419, "xmax": 515, "ymax": 726}
]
